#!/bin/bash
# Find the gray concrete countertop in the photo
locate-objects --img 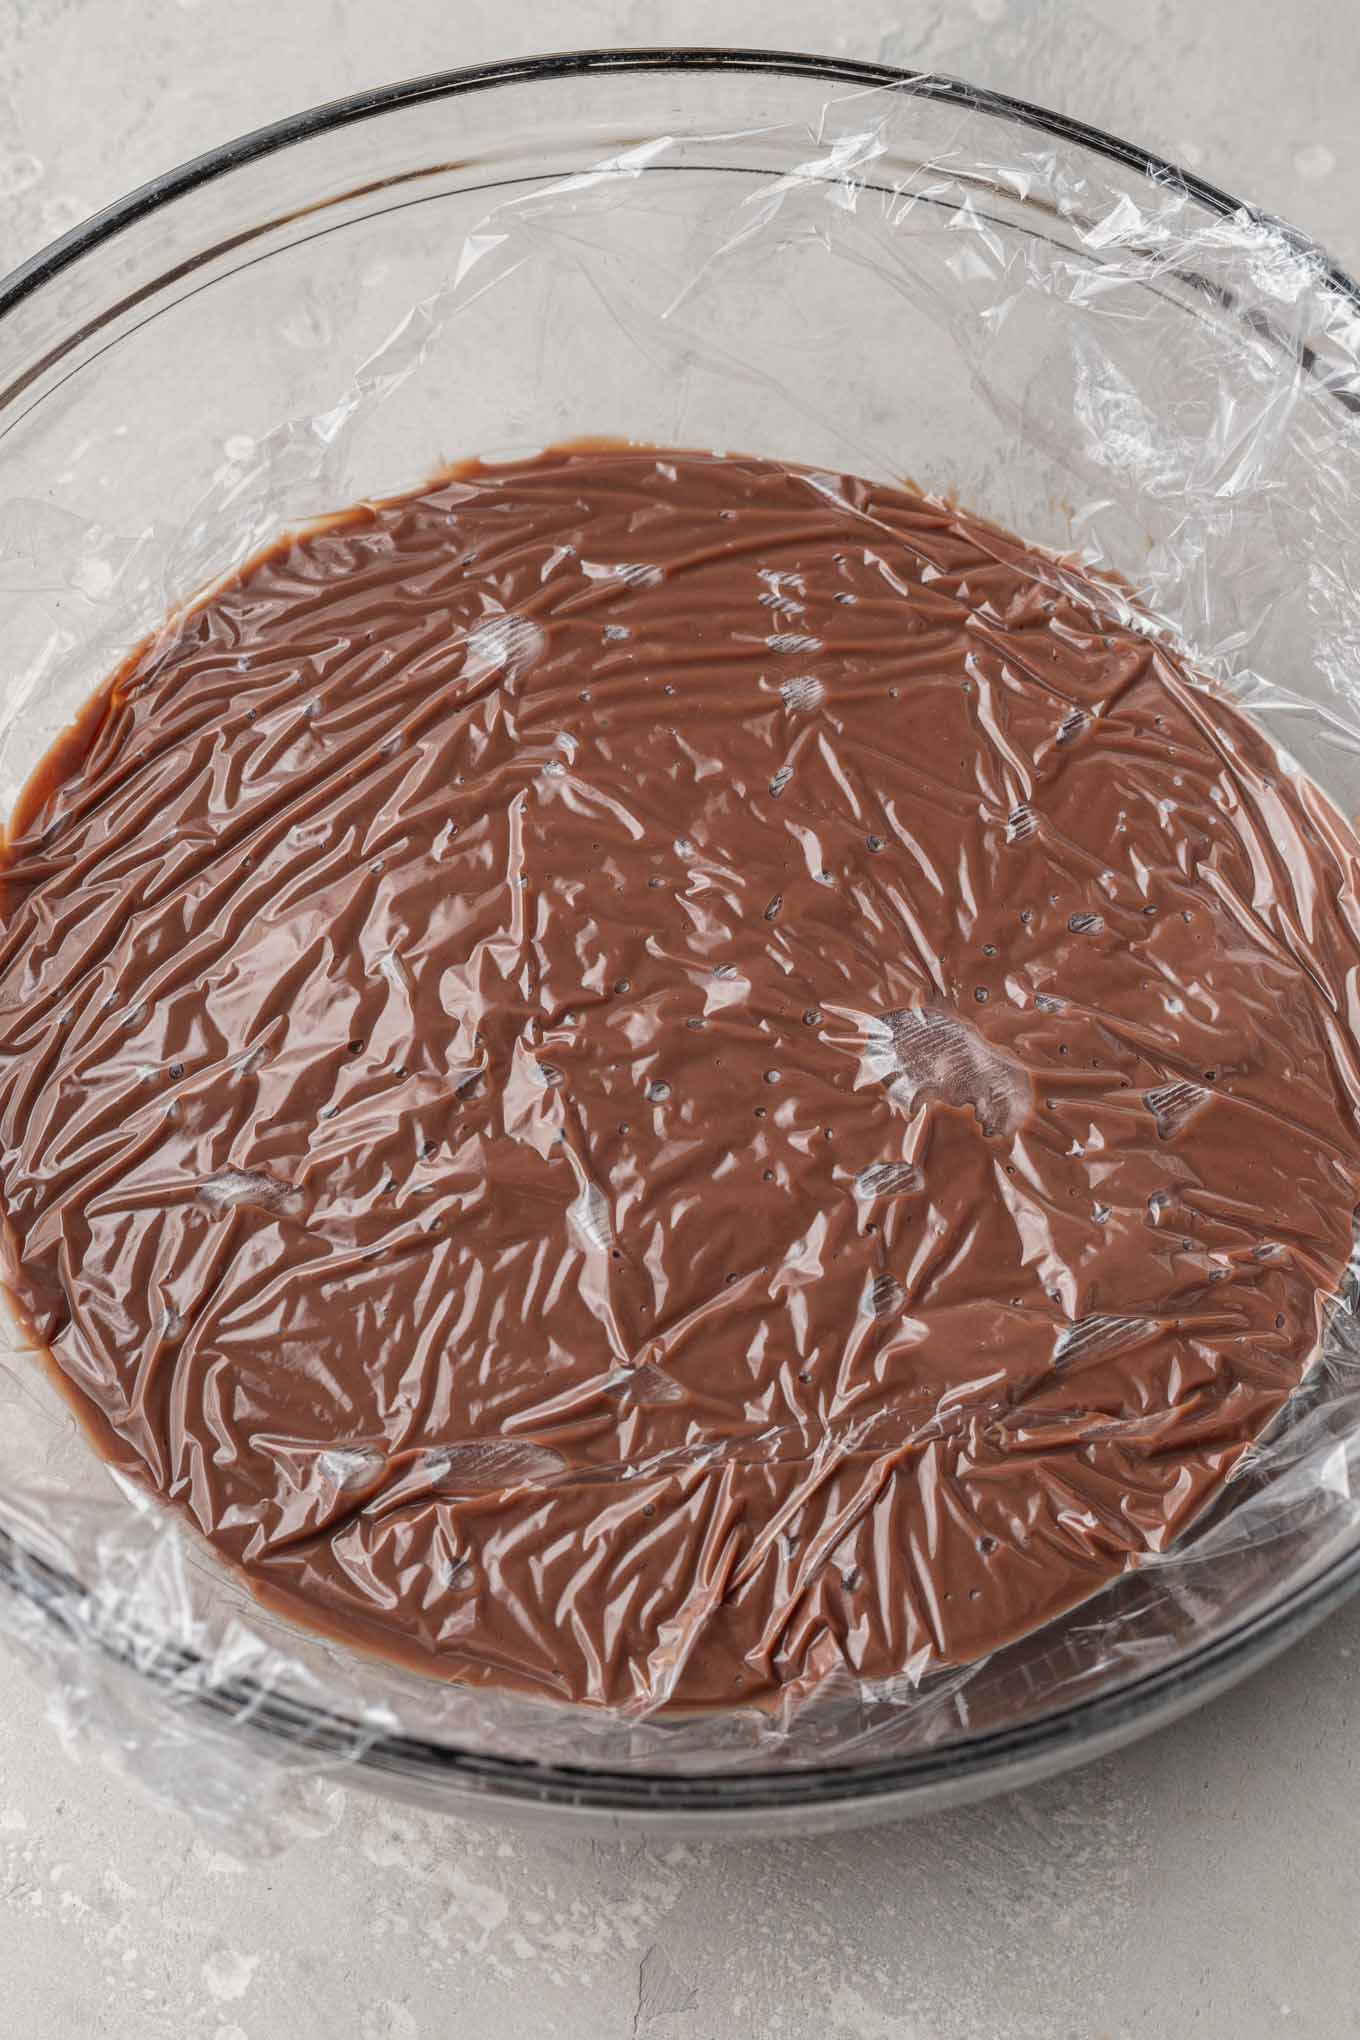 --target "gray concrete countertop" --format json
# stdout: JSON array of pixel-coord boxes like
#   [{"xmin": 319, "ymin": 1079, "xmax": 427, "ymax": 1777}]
[{"xmin": 1, "ymin": 5, "xmax": 1358, "ymax": 2035}]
